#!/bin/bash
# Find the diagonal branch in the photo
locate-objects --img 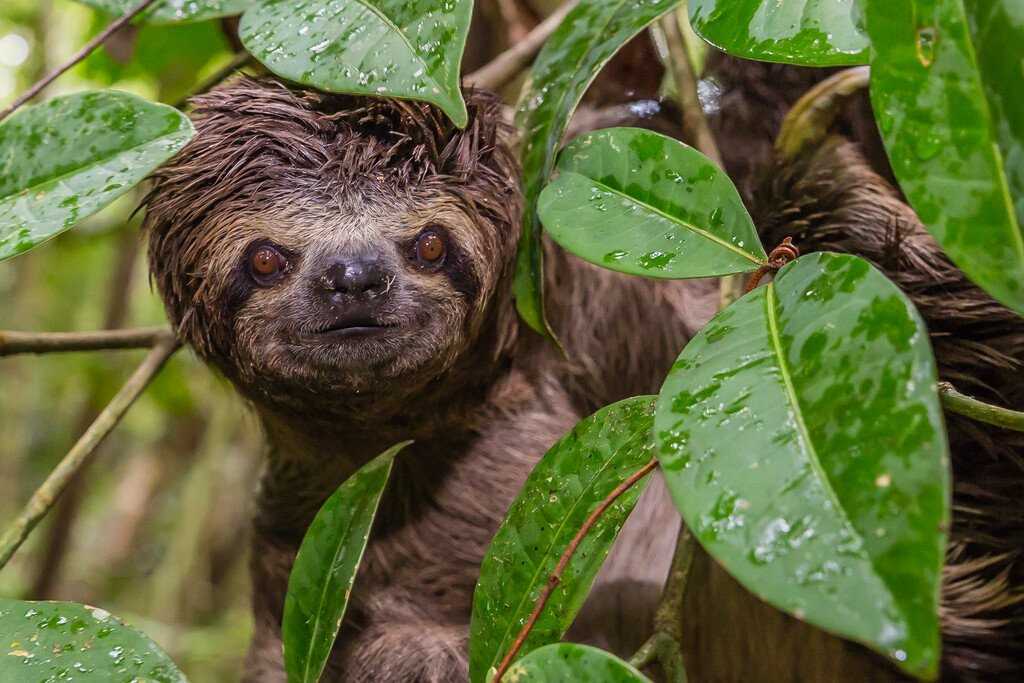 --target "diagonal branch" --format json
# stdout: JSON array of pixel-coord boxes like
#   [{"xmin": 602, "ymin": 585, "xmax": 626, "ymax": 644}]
[
  {"xmin": 0, "ymin": 0, "xmax": 162, "ymax": 123},
  {"xmin": 0, "ymin": 327, "xmax": 173, "ymax": 357},
  {"xmin": 464, "ymin": 0, "xmax": 579, "ymax": 92},
  {"xmin": 492, "ymin": 457, "xmax": 658, "ymax": 682},
  {"xmin": 939, "ymin": 382, "xmax": 1024, "ymax": 432},
  {"xmin": 0, "ymin": 335, "xmax": 180, "ymax": 570}
]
